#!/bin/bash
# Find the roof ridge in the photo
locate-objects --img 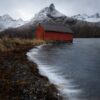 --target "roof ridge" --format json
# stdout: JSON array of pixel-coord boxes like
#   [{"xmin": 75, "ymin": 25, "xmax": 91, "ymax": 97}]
[
  {"xmin": 39, "ymin": 23, "xmax": 74, "ymax": 33},
  {"xmin": 40, "ymin": 22, "xmax": 69, "ymax": 27}
]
